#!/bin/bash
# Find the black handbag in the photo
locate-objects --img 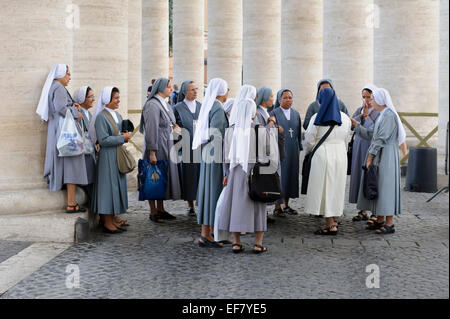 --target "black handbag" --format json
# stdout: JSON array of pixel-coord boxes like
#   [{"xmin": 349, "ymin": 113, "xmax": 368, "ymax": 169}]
[
  {"xmin": 248, "ymin": 125, "xmax": 282, "ymax": 203},
  {"xmin": 347, "ymin": 132, "xmax": 355, "ymax": 175},
  {"xmin": 362, "ymin": 164, "xmax": 378, "ymax": 200},
  {"xmin": 301, "ymin": 125, "xmax": 335, "ymax": 195}
]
